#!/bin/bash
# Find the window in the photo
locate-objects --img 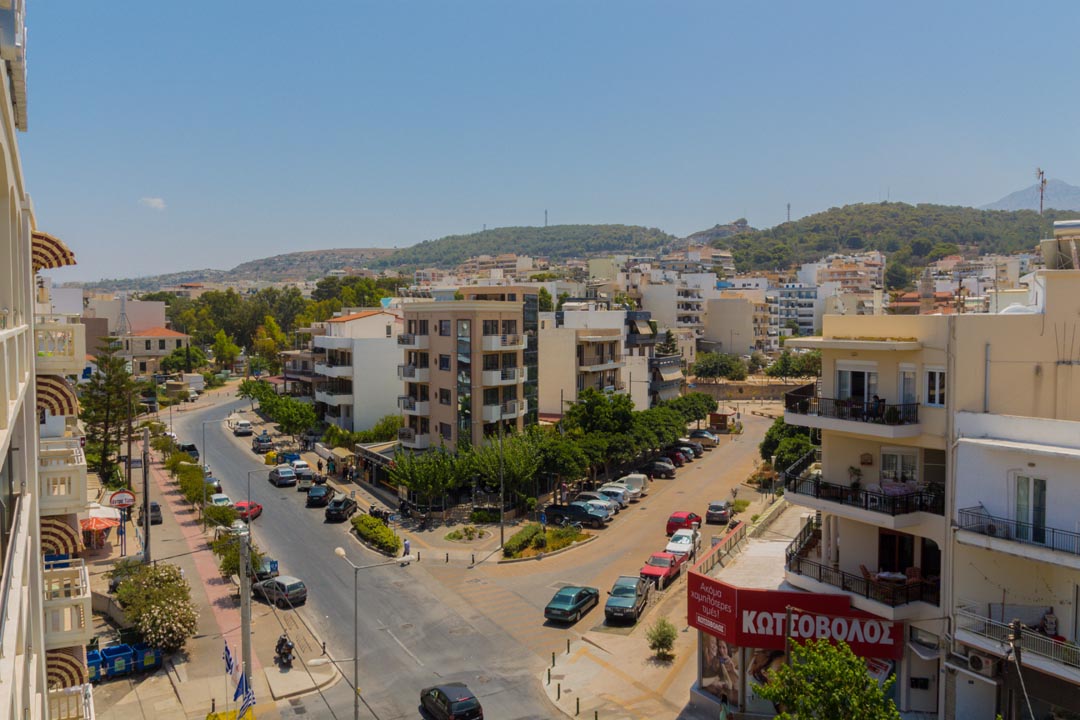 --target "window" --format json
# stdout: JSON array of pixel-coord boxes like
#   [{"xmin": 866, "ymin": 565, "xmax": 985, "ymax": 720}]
[
  {"xmin": 385, "ymin": 324, "xmax": 392, "ymax": 338},
  {"xmin": 925, "ymin": 369, "xmax": 945, "ymax": 406},
  {"xmin": 176, "ymin": 339, "xmax": 182, "ymax": 349},
  {"xmin": 881, "ymin": 447, "xmax": 918, "ymax": 484},
  {"xmin": 837, "ymin": 365, "xmax": 877, "ymax": 401},
  {"xmin": 439, "ymin": 320, "xmax": 451, "ymax": 336},
  {"xmin": 145, "ymin": 340, "xmax": 152, "ymax": 350},
  {"xmin": 899, "ymin": 367, "xmax": 917, "ymax": 405},
  {"xmin": 439, "ymin": 354, "xmax": 451, "ymax": 371},
  {"xmin": 139, "ymin": 361, "xmax": 147, "ymax": 372},
  {"xmin": 457, "ymin": 319, "xmax": 471, "ymax": 338},
  {"xmin": 158, "ymin": 339, "xmax": 166, "ymax": 350},
  {"xmin": 1015, "ymin": 475, "xmax": 1047, "ymax": 543},
  {"xmin": 482, "ymin": 319, "xmax": 499, "ymax": 336},
  {"xmin": 438, "ymin": 388, "xmax": 451, "ymax": 405},
  {"xmin": 439, "ymin": 422, "xmax": 452, "ymax": 440}
]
